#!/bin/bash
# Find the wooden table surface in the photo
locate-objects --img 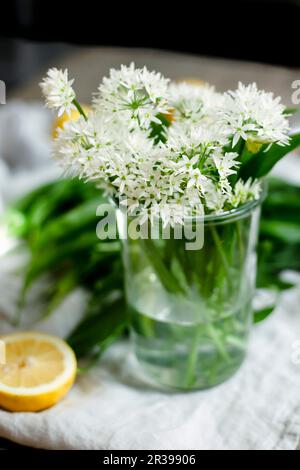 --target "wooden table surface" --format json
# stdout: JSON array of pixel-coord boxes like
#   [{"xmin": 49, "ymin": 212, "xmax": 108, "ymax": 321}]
[
  {"xmin": 11, "ymin": 46, "xmax": 300, "ymax": 107},
  {"xmin": 3, "ymin": 46, "xmax": 300, "ymax": 450}
]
